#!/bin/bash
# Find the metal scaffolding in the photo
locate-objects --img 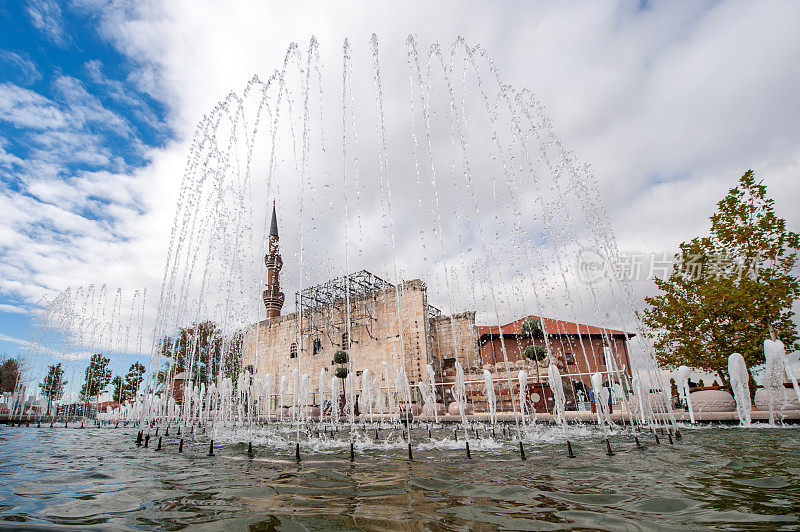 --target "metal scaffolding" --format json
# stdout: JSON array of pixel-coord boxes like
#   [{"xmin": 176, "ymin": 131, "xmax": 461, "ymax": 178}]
[
  {"xmin": 295, "ymin": 270, "xmax": 441, "ymax": 347},
  {"xmin": 296, "ymin": 270, "xmax": 392, "ymax": 346}
]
